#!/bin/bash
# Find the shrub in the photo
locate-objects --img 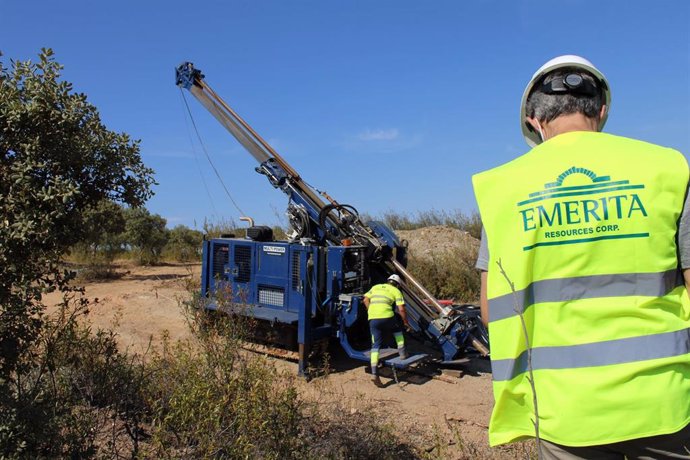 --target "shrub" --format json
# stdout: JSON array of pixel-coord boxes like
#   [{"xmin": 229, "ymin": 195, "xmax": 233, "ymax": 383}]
[
  {"xmin": 145, "ymin": 297, "xmax": 305, "ymax": 459},
  {"xmin": 163, "ymin": 225, "xmax": 203, "ymax": 262},
  {"xmin": 143, "ymin": 289, "xmax": 421, "ymax": 459},
  {"xmin": 123, "ymin": 207, "xmax": 168, "ymax": 265},
  {"xmin": 70, "ymin": 200, "xmax": 126, "ymax": 262},
  {"xmin": 406, "ymin": 246, "xmax": 481, "ymax": 303},
  {"xmin": 0, "ymin": 299, "xmax": 149, "ymax": 458}
]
